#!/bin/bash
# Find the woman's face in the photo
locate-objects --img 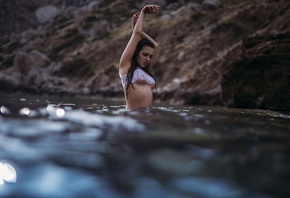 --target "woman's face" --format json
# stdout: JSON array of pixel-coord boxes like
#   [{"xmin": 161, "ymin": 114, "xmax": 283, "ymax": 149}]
[{"xmin": 137, "ymin": 46, "xmax": 154, "ymax": 68}]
